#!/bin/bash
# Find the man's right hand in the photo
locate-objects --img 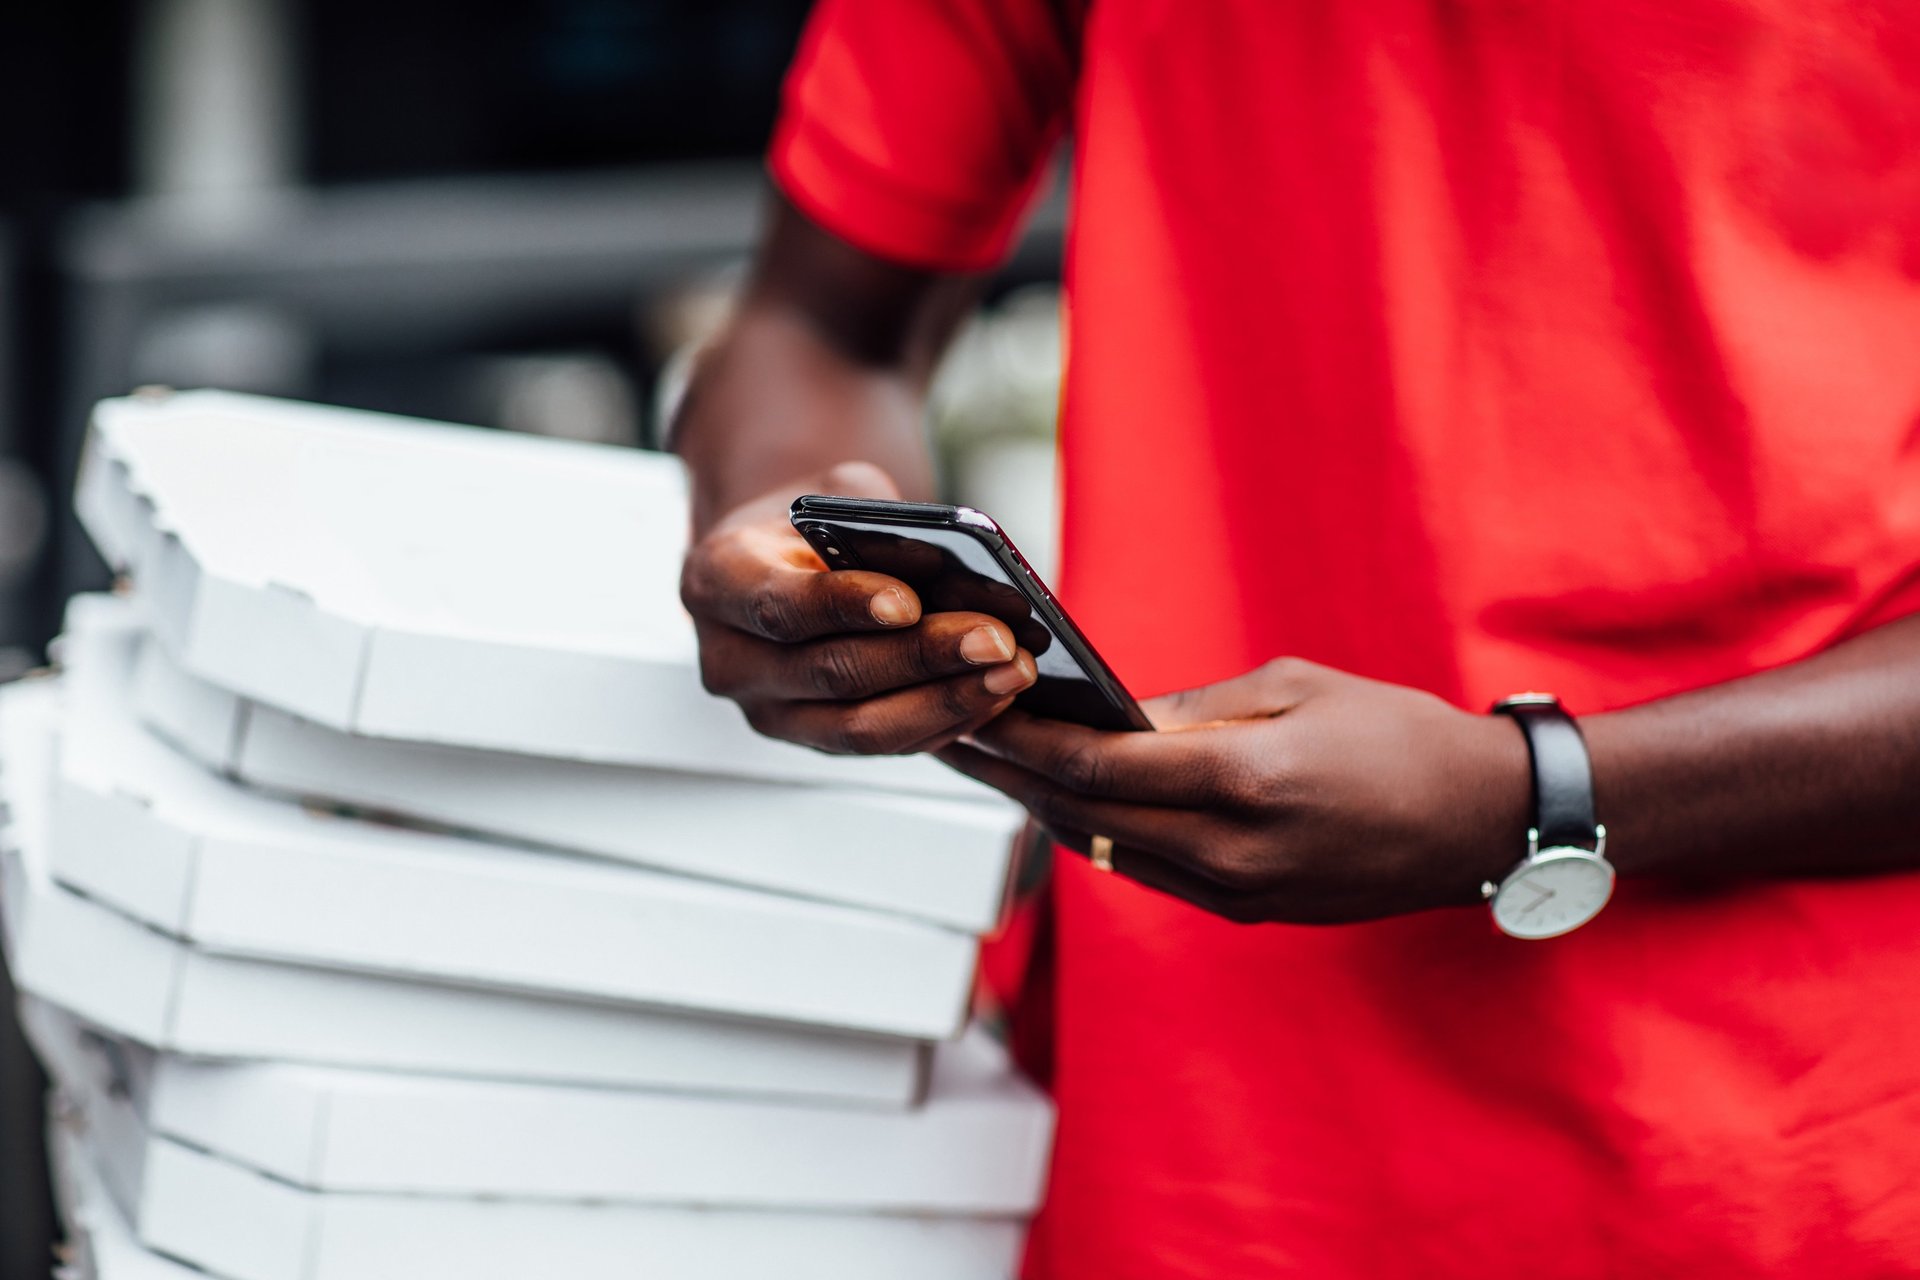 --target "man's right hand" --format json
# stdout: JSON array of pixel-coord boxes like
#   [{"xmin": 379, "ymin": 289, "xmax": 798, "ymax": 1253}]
[{"xmin": 680, "ymin": 462, "xmax": 1038, "ymax": 756}]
